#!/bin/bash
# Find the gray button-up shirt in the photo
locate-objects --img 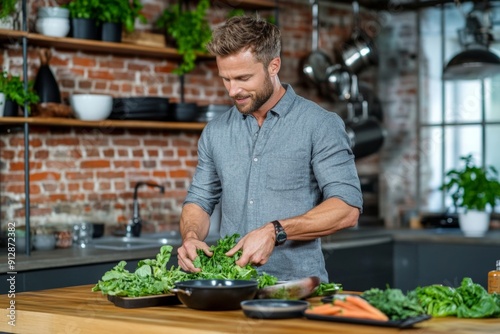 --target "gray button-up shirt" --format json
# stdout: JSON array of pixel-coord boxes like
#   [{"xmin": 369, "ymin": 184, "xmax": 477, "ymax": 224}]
[{"xmin": 184, "ymin": 84, "xmax": 363, "ymax": 282}]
